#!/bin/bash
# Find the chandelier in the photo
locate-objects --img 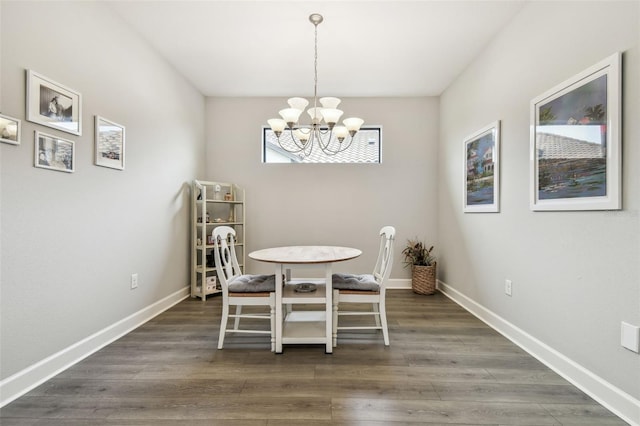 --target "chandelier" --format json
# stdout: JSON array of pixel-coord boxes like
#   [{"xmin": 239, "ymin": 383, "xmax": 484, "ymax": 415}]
[{"xmin": 267, "ymin": 13, "xmax": 364, "ymax": 157}]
